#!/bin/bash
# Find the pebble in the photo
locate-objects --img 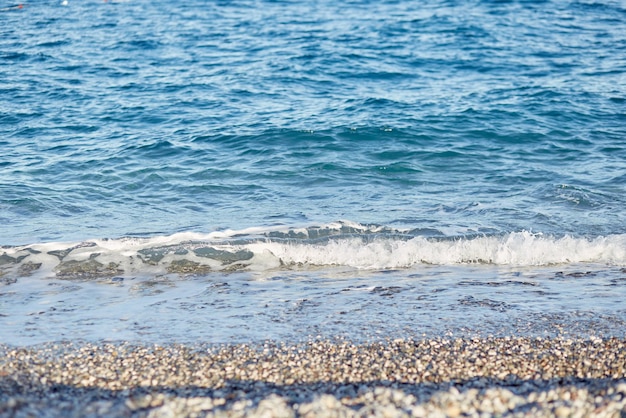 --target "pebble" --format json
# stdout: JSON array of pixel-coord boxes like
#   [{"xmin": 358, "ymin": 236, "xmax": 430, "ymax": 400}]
[{"xmin": 0, "ymin": 337, "xmax": 625, "ymax": 417}]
